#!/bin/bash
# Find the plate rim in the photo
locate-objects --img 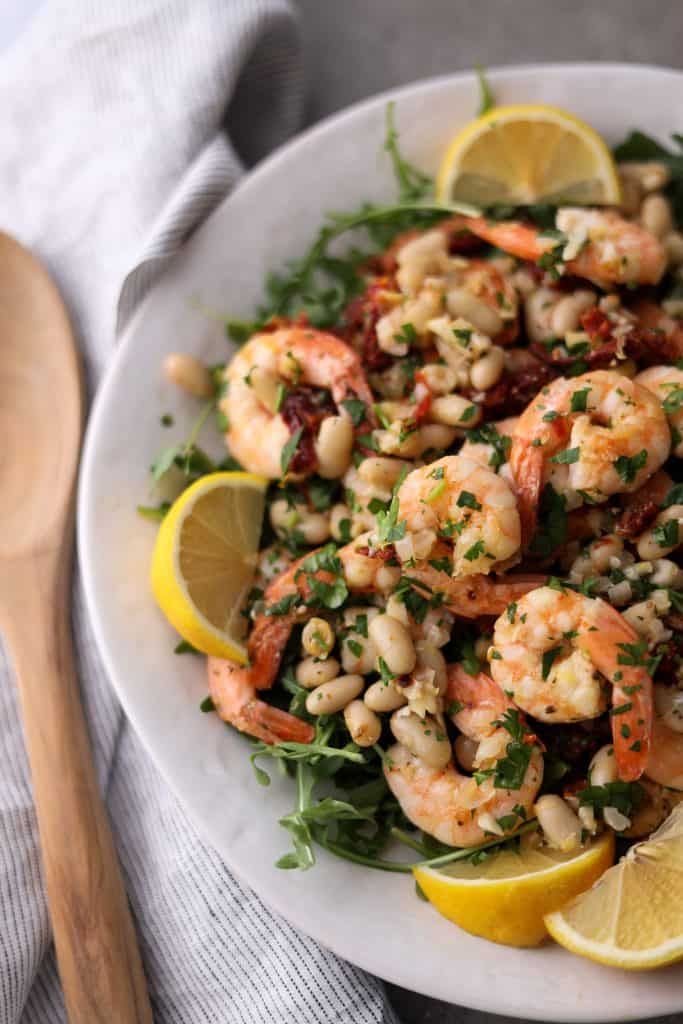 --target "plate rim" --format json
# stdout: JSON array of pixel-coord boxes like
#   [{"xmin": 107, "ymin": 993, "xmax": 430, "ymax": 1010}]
[{"xmin": 78, "ymin": 62, "xmax": 683, "ymax": 1021}]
